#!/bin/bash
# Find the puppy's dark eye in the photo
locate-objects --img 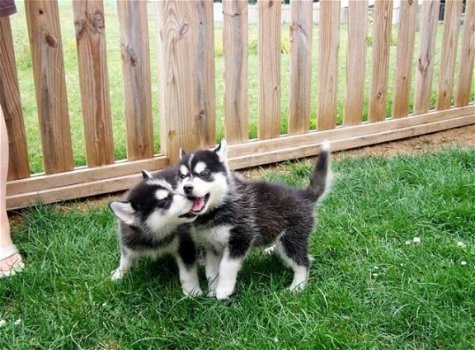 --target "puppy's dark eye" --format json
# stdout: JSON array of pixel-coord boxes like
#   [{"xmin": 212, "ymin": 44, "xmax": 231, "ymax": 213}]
[
  {"xmin": 200, "ymin": 170, "xmax": 210, "ymax": 178},
  {"xmin": 179, "ymin": 173, "xmax": 187, "ymax": 179}
]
